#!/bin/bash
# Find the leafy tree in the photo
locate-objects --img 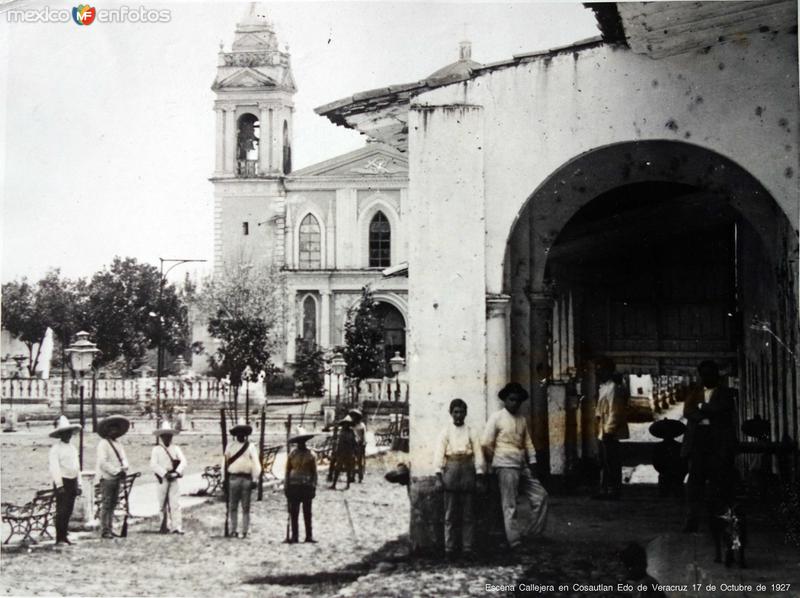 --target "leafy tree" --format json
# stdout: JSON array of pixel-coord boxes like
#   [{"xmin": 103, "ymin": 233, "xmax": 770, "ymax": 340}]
[
  {"xmin": 343, "ymin": 286, "xmax": 385, "ymax": 393},
  {"xmin": 199, "ymin": 261, "xmax": 285, "ymax": 414},
  {"xmin": 86, "ymin": 257, "xmax": 189, "ymax": 374},
  {"xmin": 293, "ymin": 341, "xmax": 325, "ymax": 397},
  {"xmin": 1, "ymin": 279, "xmax": 43, "ymax": 376}
]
